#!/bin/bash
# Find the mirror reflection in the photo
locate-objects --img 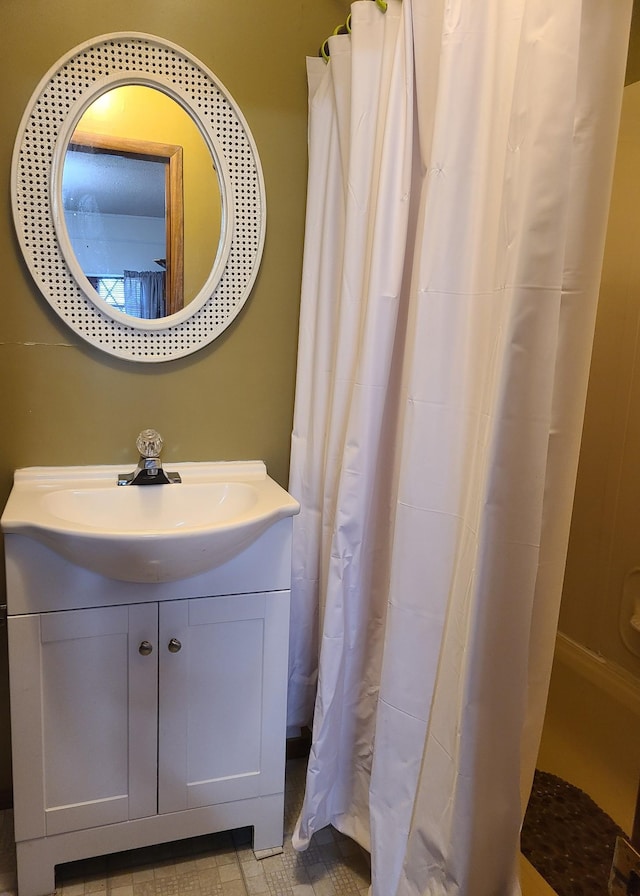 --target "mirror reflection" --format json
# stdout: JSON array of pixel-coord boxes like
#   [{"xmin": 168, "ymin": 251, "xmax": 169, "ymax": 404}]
[{"xmin": 62, "ymin": 85, "xmax": 222, "ymax": 320}]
